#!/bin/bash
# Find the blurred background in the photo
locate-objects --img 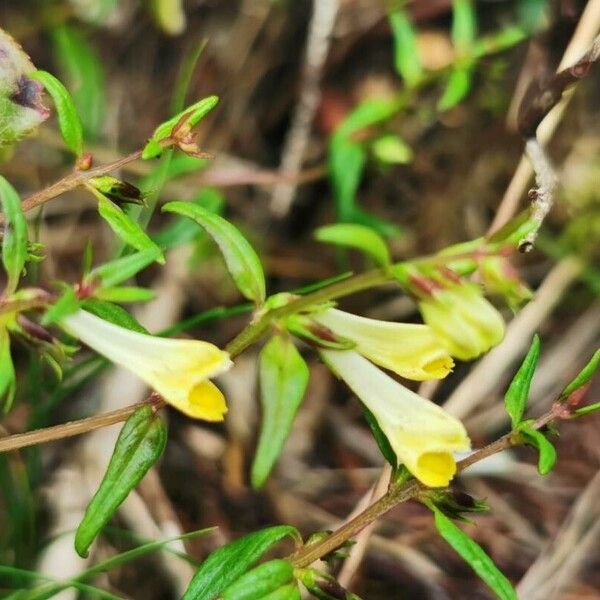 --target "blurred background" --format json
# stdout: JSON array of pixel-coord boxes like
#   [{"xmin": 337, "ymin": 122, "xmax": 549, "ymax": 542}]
[{"xmin": 0, "ymin": 0, "xmax": 599, "ymax": 598}]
